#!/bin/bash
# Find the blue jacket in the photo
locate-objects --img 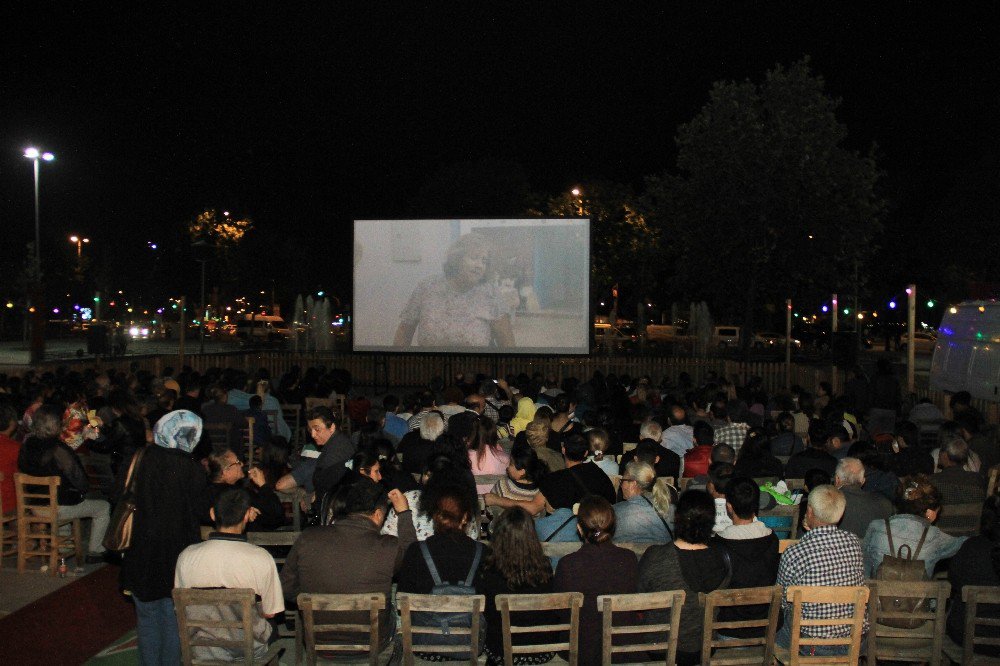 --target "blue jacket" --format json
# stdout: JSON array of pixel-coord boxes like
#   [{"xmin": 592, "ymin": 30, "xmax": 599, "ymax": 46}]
[{"xmin": 862, "ymin": 513, "xmax": 966, "ymax": 577}]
